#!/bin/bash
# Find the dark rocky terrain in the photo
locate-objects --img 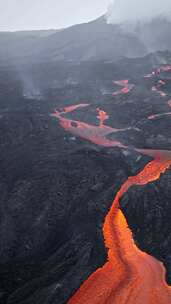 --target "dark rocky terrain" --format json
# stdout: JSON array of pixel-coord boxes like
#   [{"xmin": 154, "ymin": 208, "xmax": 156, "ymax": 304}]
[
  {"xmin": 1, "ymin": 16, "xmax": 171, "ymax": 66},
  {"xmin": 0, "ymin": 47, "xmax": 171, "ymax": 304}
]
